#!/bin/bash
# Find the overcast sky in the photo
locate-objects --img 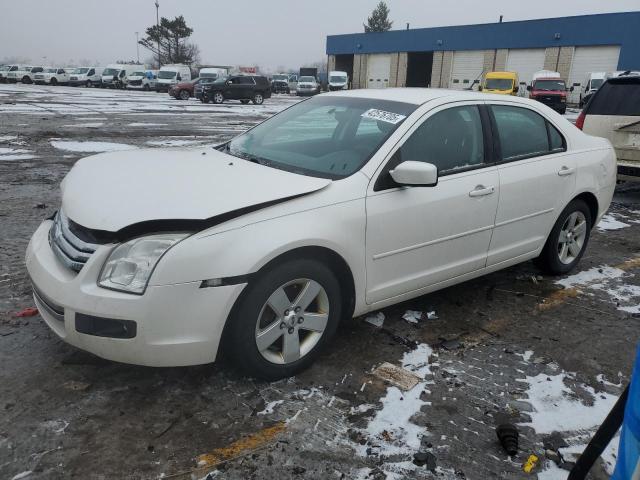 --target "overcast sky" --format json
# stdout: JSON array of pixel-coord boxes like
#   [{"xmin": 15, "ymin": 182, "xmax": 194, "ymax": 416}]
[{"xmin": 1, "ymin": 0, "xmax": 638, "ymax": 70}]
